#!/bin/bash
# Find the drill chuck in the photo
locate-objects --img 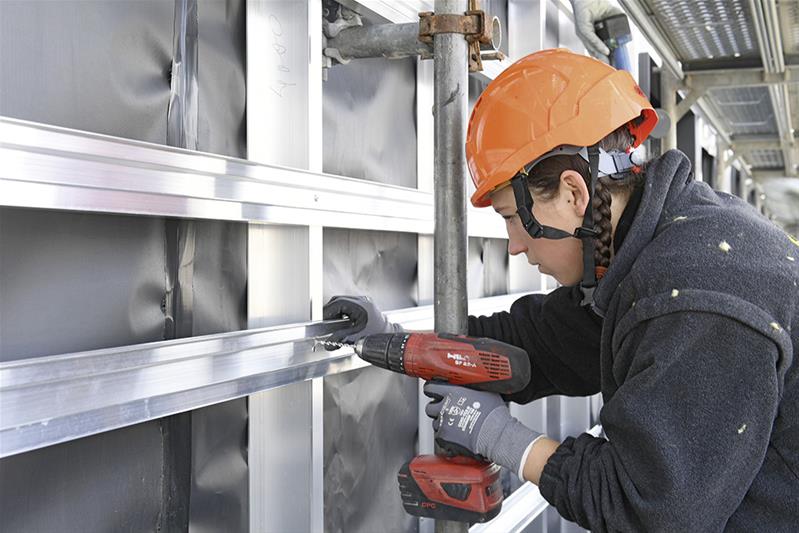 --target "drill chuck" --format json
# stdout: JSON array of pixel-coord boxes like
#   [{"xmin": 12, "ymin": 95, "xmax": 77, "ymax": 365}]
[{"xmin": 354, "ymin": 333, "xmax": 407, "ymax": 374}]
